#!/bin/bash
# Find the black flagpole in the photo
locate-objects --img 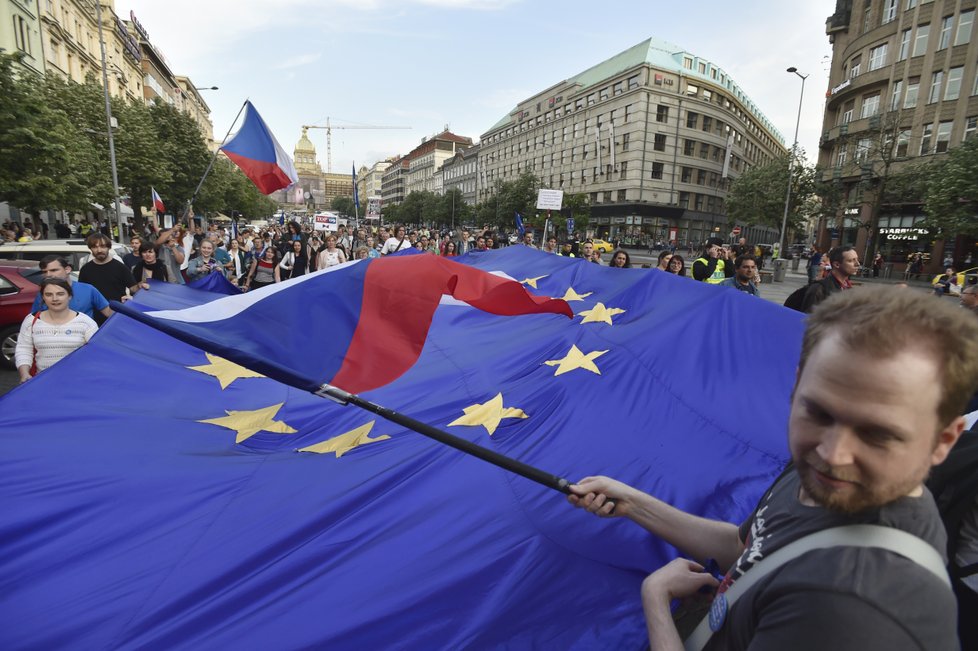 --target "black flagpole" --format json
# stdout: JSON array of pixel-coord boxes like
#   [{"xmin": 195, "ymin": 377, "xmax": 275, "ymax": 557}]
[
  {"xmin": 181, "ymin": 99, "xmax": 249, "ymax": 224},
  {"xmin": 315, "ymin": 384, "xmax": 572, "ymax": 494}
]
